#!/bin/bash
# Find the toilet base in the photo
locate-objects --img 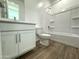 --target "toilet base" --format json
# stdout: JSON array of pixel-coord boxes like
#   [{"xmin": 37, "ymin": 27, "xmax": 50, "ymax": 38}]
[{"xmin": 40, "ymin": 39, "xmax": 50, "ymax": 46}]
